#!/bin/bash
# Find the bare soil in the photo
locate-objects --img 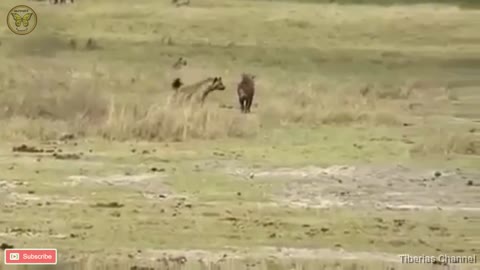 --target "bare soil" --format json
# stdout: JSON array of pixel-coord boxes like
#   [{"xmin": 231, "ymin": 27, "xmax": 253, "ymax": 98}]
[{"xmin": 233, "ymin": 165, "xmax": 480, "ymax": 211}]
